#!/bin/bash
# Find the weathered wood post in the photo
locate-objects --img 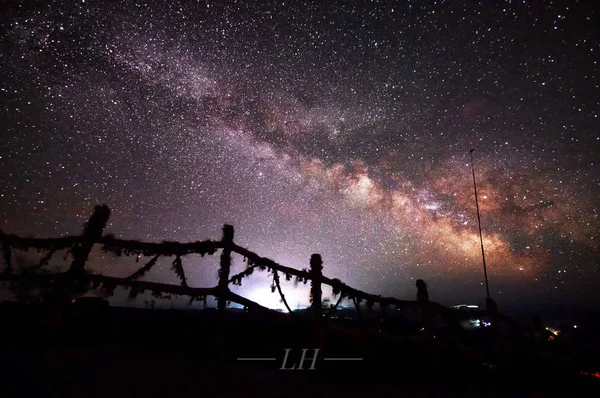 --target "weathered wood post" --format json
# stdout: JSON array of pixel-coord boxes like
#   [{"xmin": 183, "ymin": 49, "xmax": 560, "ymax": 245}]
[
  {"xmin": 70, "ymin": 205, "xmax": 111, "ymax": 274},
  {"xmin": 416, "ymin": 279, "xmax": 431, "ymax": 334},
  {"xmin": 216, "ymin": 224, "xmax": 233, "ymax": 360},
  {"xmin": 309, "ymin": 254, "xmax": 323, "ymax": 318},
  {"xmin": 49, "ymin": 205, "xmax": 110, "ymax": 332},
  {"xmin": 218, "ymin": 224, "xmax": 234, "ymax": 312},
  {"xmin": 310, "ymin": 254, "xmax": 326, "ymax": 352}
]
